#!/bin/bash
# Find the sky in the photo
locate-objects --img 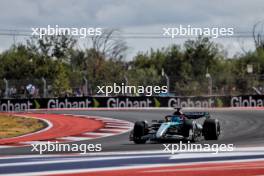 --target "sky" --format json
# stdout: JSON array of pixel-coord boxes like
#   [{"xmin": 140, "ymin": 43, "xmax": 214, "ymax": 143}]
[{"xmin": 0, "ymin": 0, "xmax": 263, "ymax": 59}]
